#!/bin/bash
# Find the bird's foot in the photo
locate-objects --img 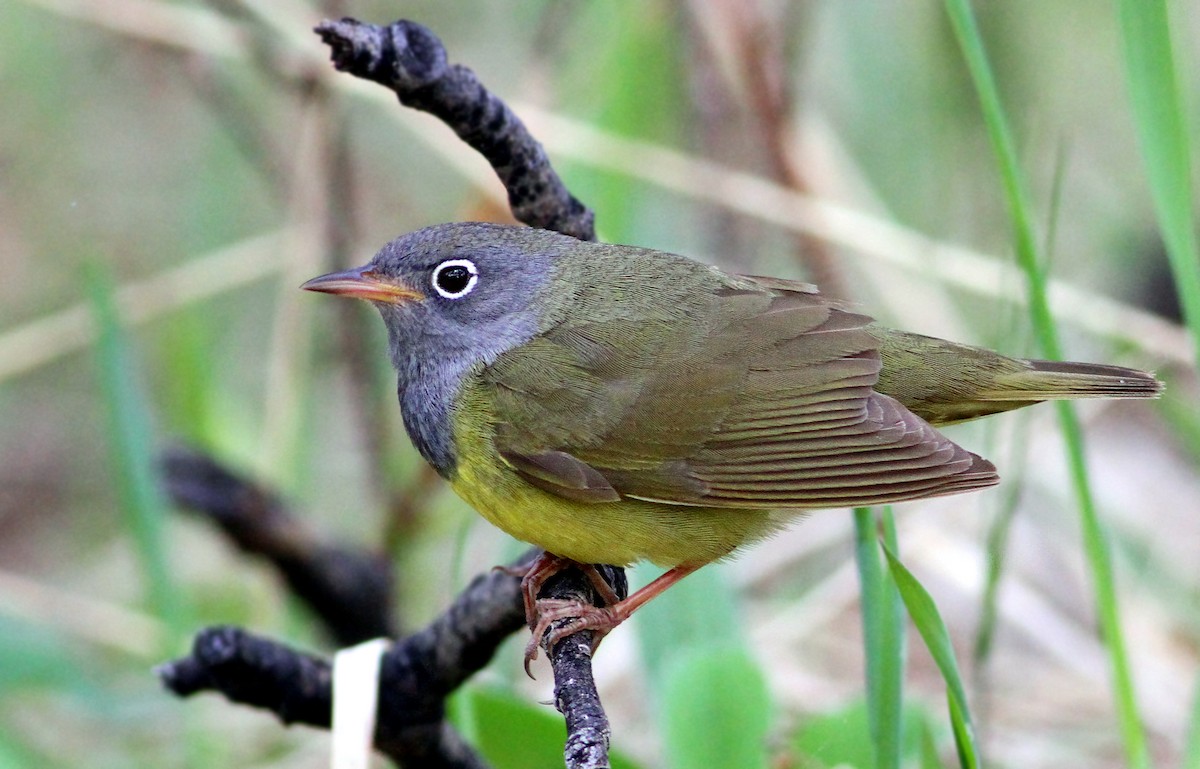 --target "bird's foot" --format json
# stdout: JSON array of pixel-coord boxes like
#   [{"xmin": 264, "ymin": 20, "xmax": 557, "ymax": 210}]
[
  {"xmin": 498, "ymin": 553, "xmax": 620, "ymax": 630},
  {"xmin": 520, "ymin": 563, "xmax": 701, "ymax": 675},
  {"xmin": 523, "ymin": 598, "xmax": 625, "ymax": 675}
]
